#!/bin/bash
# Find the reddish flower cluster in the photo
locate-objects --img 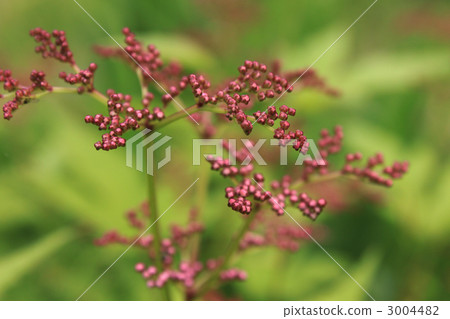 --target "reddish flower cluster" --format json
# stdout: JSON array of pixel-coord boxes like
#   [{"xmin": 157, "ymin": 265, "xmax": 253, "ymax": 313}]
[
  {"xmin": 266, "ymin": 175, "xmax": 327, "ymax": 220},
  {"xmin": 84, "ymin": 89, "xmax": 168, "ymax": 150},
  {"xmin": 95, "ymin": 202, "xmax": 249, "ymax": 296},
  {"xmin": 1, "ymin": 69, "xmax": 53, "ymax": 119},
  {"xmin": 300, "ymin": 126, "xmax": 343, "ymax": 180},
  {"xmin": 1, "ymin": 27, "xmax": 410, "ymax": 300},
  {"xmin": 220, "ymin": 269, "xmax": 247, "ymax": 281},
  {"xmin": 0, "ymin": 69, "xmax": 19, "ymax": 93},
  {"xmin": 342, "ymin": 152, "xmax": 409, "ymax": 187},
  {"xmin": 232, "ymin": 190, "xmax": 314, "ymax": 252},
  {"xmin": 206, "ymin": 155, "xmax": 254, "ymax": 177},
  {"xmin": 171, "ymin": 213, "xmax": 204, "ymax": 248},
  {"xmin": 181, "ymin": 60, "xmax": 333, "ymax": 140},
  {"xmin": 383, "ymin": 161, "xmax": 409, "ymax": 179},
  {"xmin": 30, "ymin": 28, "xmax": 75, "ymax": 65},
  {"xmin": 95, "ymin": 28, "xmax": 189, "ymax": 107},
  {"xmin": 254, "ymin": 104, "xmax": 296, "ymax": 127},
  {"xmin": 1, "ymin": 29, "xmax": 104, "ymax": 120},
  {"xmin": 59, "ymin": 63, "xmax": 97, "ymax": 94},
  {"xmin": 136, "ymin": 260, "xmax": 203, "ymax": 288},
  {"xmin": 205, "ymin": 125, "xmax": 408, "ymax": 220},
  {"xmin": 239, "ymin": 232, "xmax": 266, "ymax": 249},
  {"xmin": 296, "ymin": 193, "xmax": 327, "ymax": 221},
  {"xmin": 2, "ymin": 28, "xmax": 336, "ymax": 154},
  {"xmin": 255, "ymin": 104, "xmax": 309, "ymax": 153},
  {"xmin": 29, "ymin": 70, "xmax": 52, "ymax": 91},
  {"xmin": 210, "ymin": 162, "xmax": 327, "ymax": 219},
  {"xmin": 94, "ymin": 230, "xmax": 154, "ymax": 248},
  {"xmin": 269, "ymin": 225, "xmax": 311, "ymax": 251},
  {"xmin": 240, "ymin": 224, "xmax": 311, "ymax": 252},
  {"xmin": 95, "ymin": 28, "xmax": 163, "ymax": 79},
  {"xmin": 187, "ymin": 74, "xmax": 213, "ymax": 107},
  {"xmin": 204, "ymin": 140, "xmax": 329, "ymax": 219},
  {"xmin": 225, "ymin": 174, "xmax": 271, "ymax": 214}
]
